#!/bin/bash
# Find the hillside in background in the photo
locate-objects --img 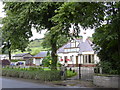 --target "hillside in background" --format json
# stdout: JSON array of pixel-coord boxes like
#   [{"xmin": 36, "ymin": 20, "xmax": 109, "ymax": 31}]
[
  {"xmin": 12, "ymin": 39, "xmax": 50, "ymax": 55},
  {"xmin": 12, "ymin": 37, "xmax": 93, "ymax": 56}
]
